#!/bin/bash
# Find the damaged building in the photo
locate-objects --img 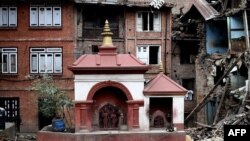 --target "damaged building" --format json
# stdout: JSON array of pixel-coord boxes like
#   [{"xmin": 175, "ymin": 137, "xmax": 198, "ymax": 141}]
[
  {"xmin": 74, "ymin": 0, "xmax": 173, "ymax": 80},
  {"xmin": 172, "ymin": 0, "xmax": 250, "ymax": 129},
  {"xmin": 0, "ymin": 0, "xmax": 178, "ymax": 133}
]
